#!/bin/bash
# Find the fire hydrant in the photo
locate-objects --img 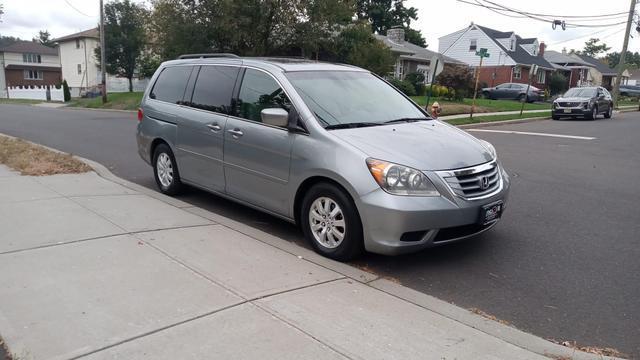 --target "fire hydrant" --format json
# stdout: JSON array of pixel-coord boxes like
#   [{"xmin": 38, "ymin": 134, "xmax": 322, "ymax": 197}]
[{"xmin": 431, "ymin": 101, "xmax": 442, "ymax": 119}]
